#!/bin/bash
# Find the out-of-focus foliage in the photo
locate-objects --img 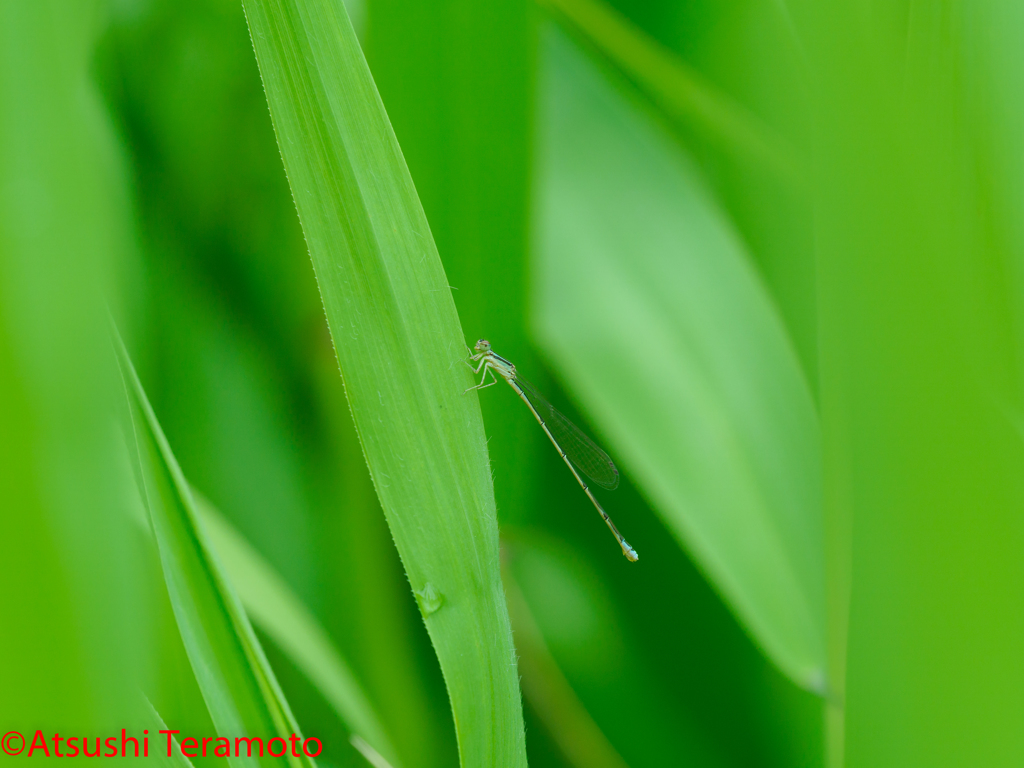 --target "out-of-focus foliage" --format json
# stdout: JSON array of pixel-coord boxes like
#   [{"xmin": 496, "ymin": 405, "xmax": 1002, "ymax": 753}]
[
  {"xmin": 807, "ymin": 4, "xmax": 1024, "ymax": 766},
  {"xmin": 198, "ymin": 497, "xmax": 397, "ymax": 765},
  {"xmin": 533, "ymin": 25, "xmax": 824, "ymax": 691},
  {"xmin": 0, "ymin": 0, "xmax": 142, "ymax": 738},
  {"xmin": 4, "ymin": 0, "xmax": 1024, "ymax": 766},
  {"xmin": 100, "ymin": 0, "xmax": 453, "ymax": 764},
  {"xmin": 118, "ymin": 333, "xmax": 317, "ymax": 768}
]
